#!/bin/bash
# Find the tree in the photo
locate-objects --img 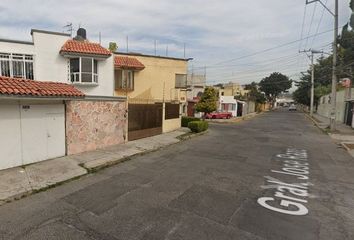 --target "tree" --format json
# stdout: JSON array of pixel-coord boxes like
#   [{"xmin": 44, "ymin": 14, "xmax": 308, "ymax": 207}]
[
  {"xmin": 108, "ymin": 42, "xmax": 118, "ymax": 52},
  {"xmin": 244, "ymin": 82, "xmax": 266, "ymax": 104},
  {"xmin": 195, "ymin": 86, "xmax": 218, "ymax": 117},
  {"xmin": 259, "ymin": 72, "xmax": 292, "ymax": 106}
]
